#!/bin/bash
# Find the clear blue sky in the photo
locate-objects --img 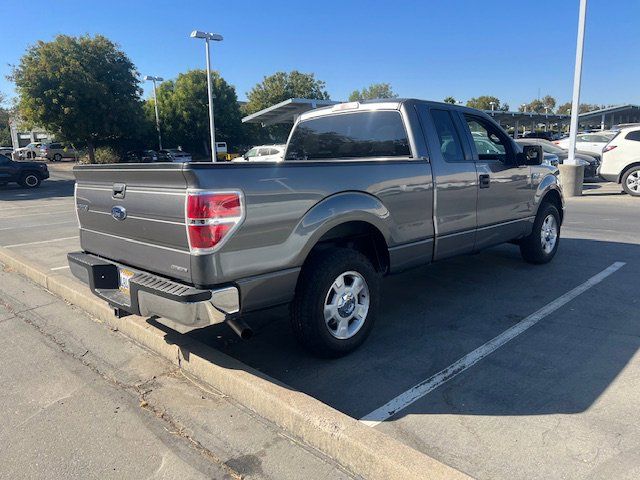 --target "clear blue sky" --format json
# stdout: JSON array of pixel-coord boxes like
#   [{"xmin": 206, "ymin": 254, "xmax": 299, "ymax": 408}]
[{"xmin": 1, "ymin": 0, "xmax": 638, "ymax": 109}]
